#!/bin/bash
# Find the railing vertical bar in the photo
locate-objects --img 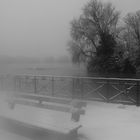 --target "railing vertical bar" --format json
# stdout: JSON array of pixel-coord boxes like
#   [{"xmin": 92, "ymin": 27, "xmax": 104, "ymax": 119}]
[
  {"xmin": 81, "ymin": 78, "xmax": 84, "ymax": 99},
  {"xmin": 52, "ymin": 77, "xmax": 54, "ymax": 96},
  {"xmin": 136, "ymin": 81, "xmax": 140, "ymax": 106},
  {"xmin": 0, "ymin": 75, "xmax": 4, "ymax": 91},
  {"xmin": 19, "ymin": 76, "xmax": 22, "ymax": 92},
  {"xmin": 106, "ymin": 80, "xmax": 110, "ymax": 102},
  {"xmin": 34, "ymin": 76, "xmax": 37, "ymax": 94},
  {"xmin": 72, "ymin": 77, "xmax": 74, "ymax": 99},
  {"xmin": 14, "ymin": 76, "xmax": 17, "ymax": 92}
]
